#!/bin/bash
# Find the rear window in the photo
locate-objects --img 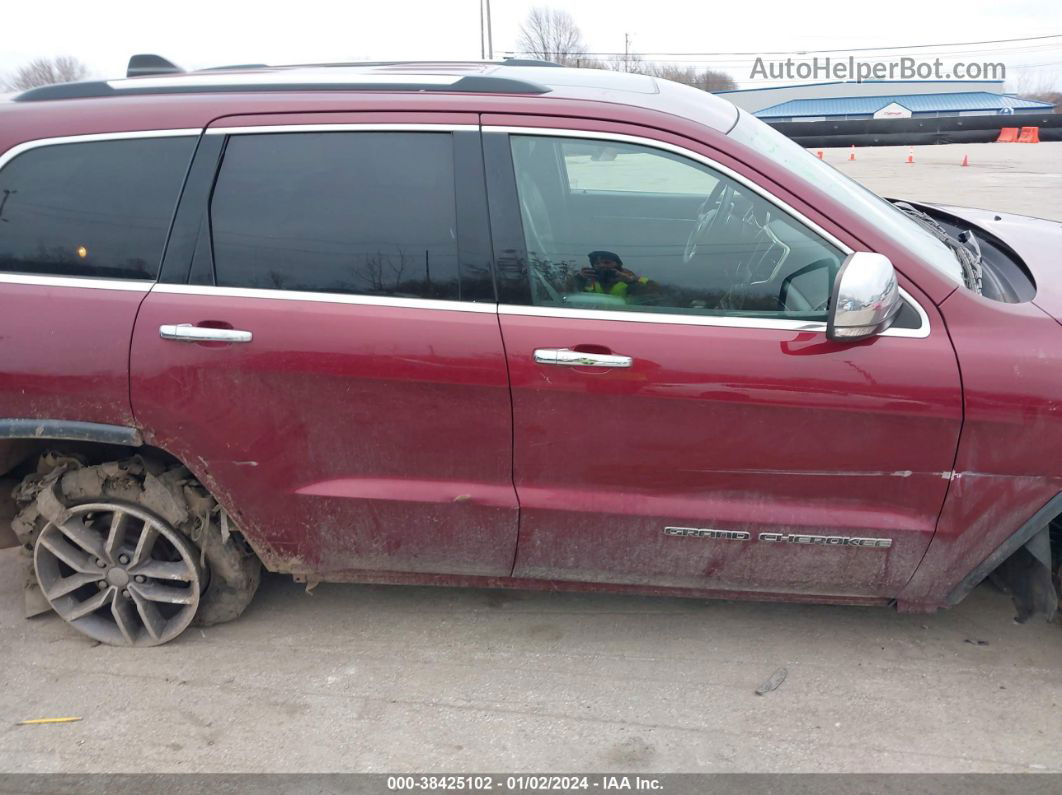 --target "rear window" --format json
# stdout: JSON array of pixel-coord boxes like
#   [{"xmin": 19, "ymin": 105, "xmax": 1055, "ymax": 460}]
[
  {"xmin": 0, "ymin": 136, "xmax": 195, "ymax": 280},
  {"xmin": 209, "ymin": 132, "xmax": 462, "ymax": 300}
]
